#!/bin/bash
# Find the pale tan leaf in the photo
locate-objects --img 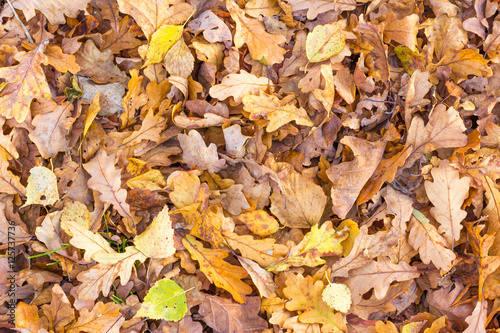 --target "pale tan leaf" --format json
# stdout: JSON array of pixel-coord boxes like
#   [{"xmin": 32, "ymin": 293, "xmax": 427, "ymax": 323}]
[
  {"xmin": 23, "ymin": 166, "xmax": 59, "ymax": 207},
  {"xmin": 178, "ymin": 130, "xmax": 226, "ymax": 173},
  {"xmin": 408, "ymin": 215, "xmax": 456, "ymax": 271},
  {"xmin": 65, "ymin": 220, "xmax": 115, "ymax": 262},
  {"xmin": 83, "ymin": 150, "xmax": 132, "ymax": 218},
  {"xmin": 463, "ymin": 301, "xmax": 487, "ymax": 333},
  {"xmin": 209, "ymin": 70, "xmax": 269, "ymax": 104},
  {"xmin": 66, "ymin": 301, "xmax": 124, "ymax": 333},
  {"xmin": 3, "ymin": 0, "xmax": 90, "ymax": 25},
  {"xmin": 425, "ymin": 159, "xmax": 470, "ymax": 247},
  {"xmin": 134, "ymin": 205, "xmax": 175, "ymax": 258},
  {"xmin": 237, "ymin": 256, "xmax": 278, "ymax": 298}
]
